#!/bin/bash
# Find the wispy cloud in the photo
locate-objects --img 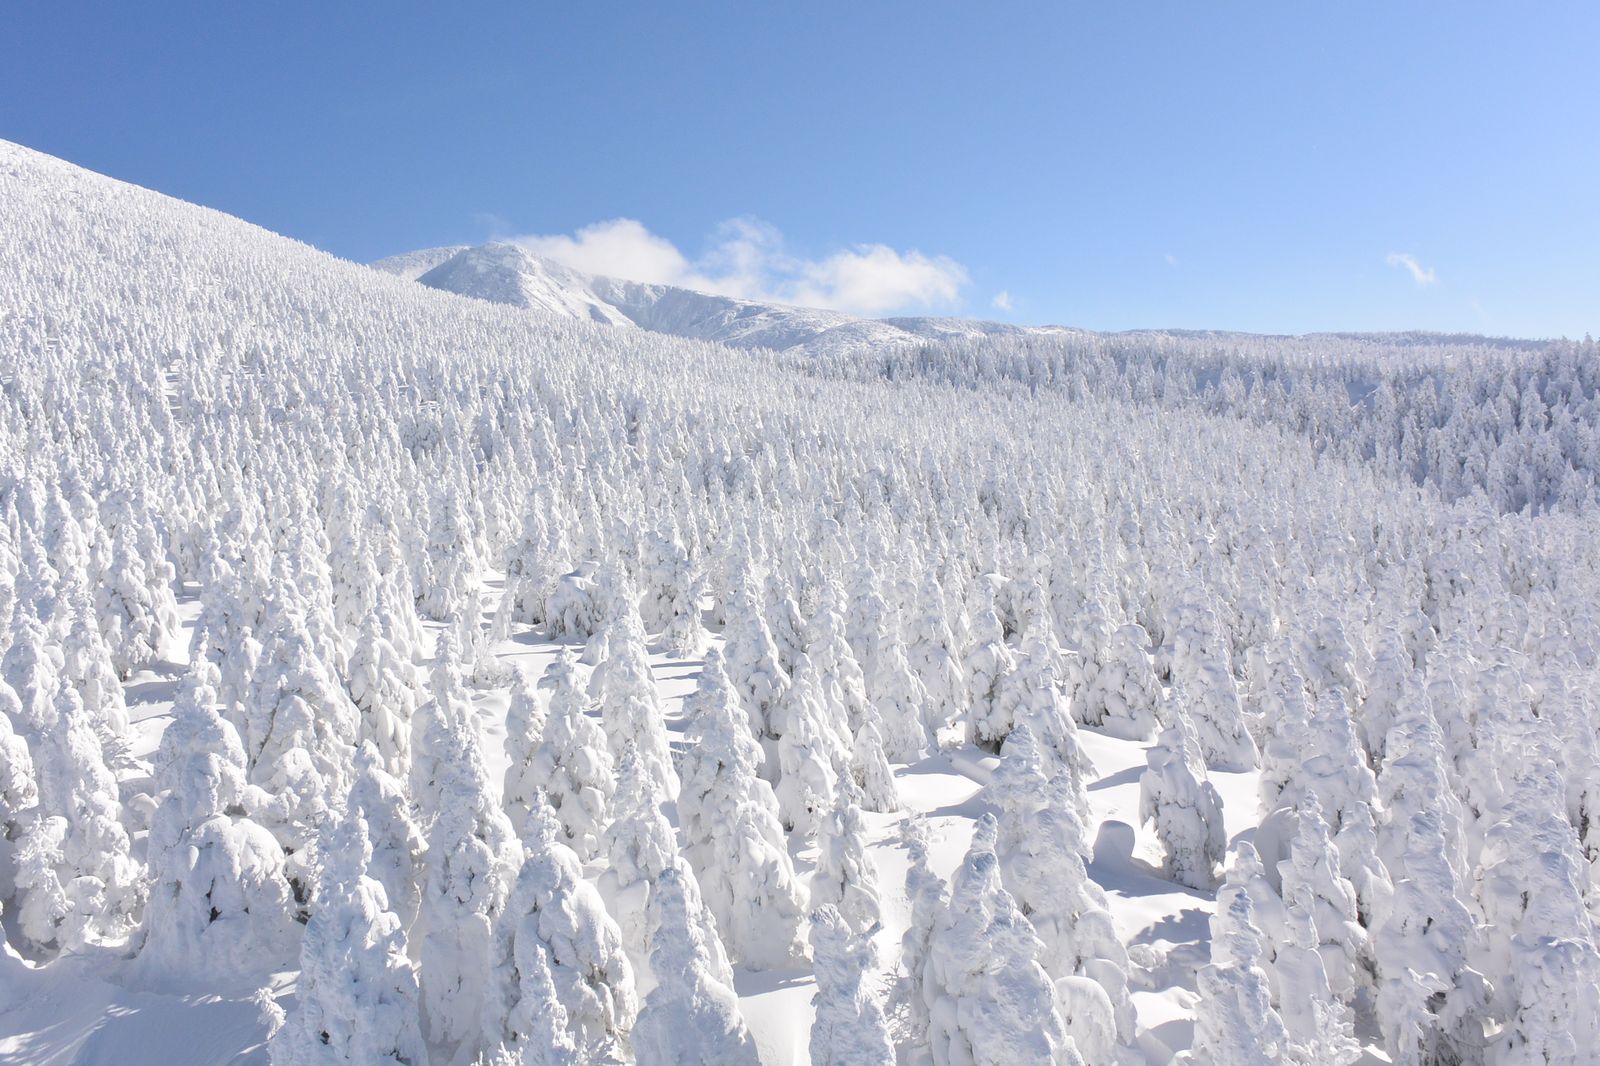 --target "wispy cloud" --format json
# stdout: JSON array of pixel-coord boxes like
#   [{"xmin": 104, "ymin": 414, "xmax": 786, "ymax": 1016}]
[
  {"xmin": 506, "ymin": 216, "xmax": 968, "ymax": 317},
  {"xmin": 991, "ymin": 290, "xmax": 1013, "ymax": 312},
  {"xmin": 1385, "ymin": 251, "xmax": 1437, "ymax": 287},
  {"xmin": 1164, "ymin": 253, "xmax": 1178, "ymax": 267}
]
